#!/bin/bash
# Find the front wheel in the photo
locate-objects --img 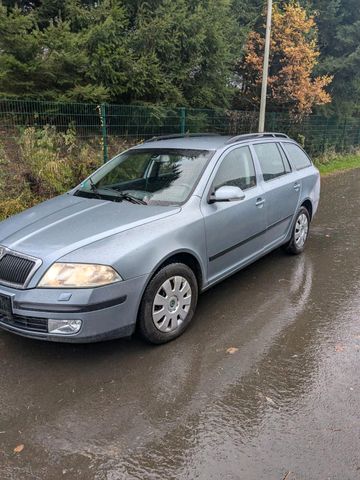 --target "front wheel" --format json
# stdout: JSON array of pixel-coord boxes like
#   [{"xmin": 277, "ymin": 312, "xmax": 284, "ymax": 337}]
[
  {"xmin": 283, "ymin": 207, "xmax": 310, "ymax": 255},
  {"xmin": 138, "ymin": 263, "xmax": 198, "ymax": 344}
]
